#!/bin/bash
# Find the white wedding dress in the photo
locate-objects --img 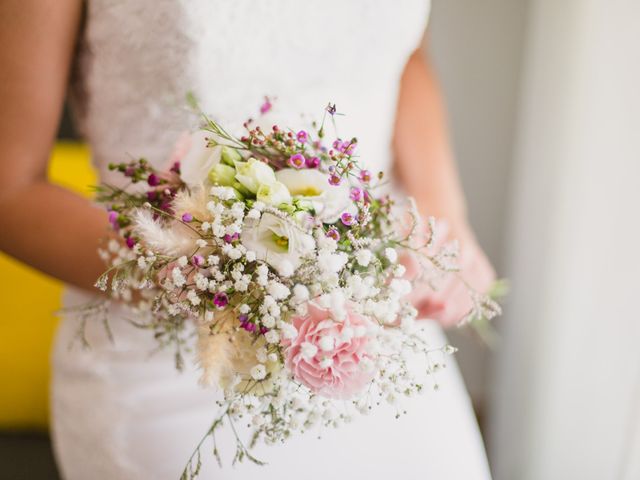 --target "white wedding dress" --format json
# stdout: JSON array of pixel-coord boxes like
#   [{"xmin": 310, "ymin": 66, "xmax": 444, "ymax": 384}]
[{"xmin": 51, "ymin": 1, "xmax": 492, "ymax": 479}]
